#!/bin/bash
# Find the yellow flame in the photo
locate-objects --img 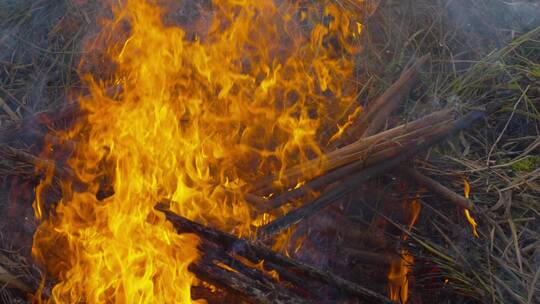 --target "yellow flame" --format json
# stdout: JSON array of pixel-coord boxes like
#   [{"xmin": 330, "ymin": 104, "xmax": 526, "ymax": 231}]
[
  {"xmin": 463, "ymin": 178, "xmax": 479, "ymax": 238},
  {"xmin": 272, "ymin": 227, "xmax": 296, "ymax": 254},
  {"xmin": 406, "ymin": 198, "xmax": 421, "ymax": 233},
  {"xmin": 235, "ymin": 256, "xmax": 280, "ymax": 281},
  {"xmin": 356, "ymin": 22, "xmax": 363, "ymax": 35},
  {"xmin": 32, "ymin": 0, "xmax": 364, "ymax": 302},
  {"xmin": 216, "ymin": 262, "xmax": 239, "ymax": 274},
  {"xmin": 293, "ymin": 181, "xmax": 306, "ymax": 189},
  {"xmin": 463, "ymin": 178, "xmax": 471, "ymax": 198},
  {"xmin": 464, "ymin": 209, "xmax": 479, "ymax": 238},
  {"xmin": 329, "ymin": 105, "xmax": 363, "ymax": 143}
]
